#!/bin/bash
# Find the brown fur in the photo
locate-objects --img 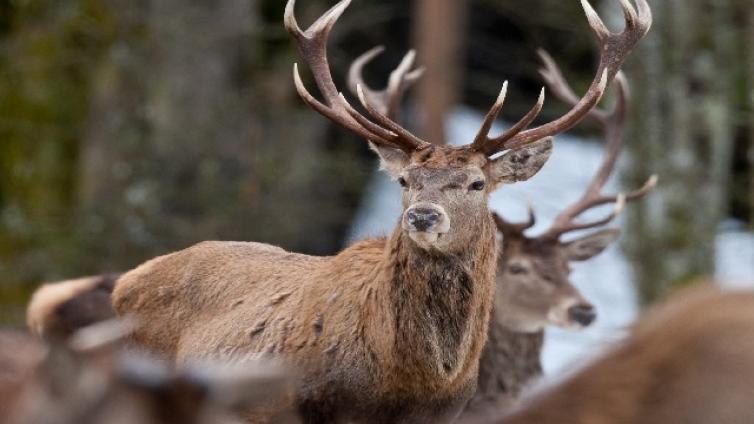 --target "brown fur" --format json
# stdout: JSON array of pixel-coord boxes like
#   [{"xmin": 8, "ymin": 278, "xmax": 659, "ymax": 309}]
[
  {"xmin": 7, "ymin": 349, "xmax": 296, "ymax": 424},
  {"xmin": 27, "ymin": 275, "xmax": 118, "ymax": 340},
  {"xmin": 0, "ymin": 331, "xmax": 47, "ymax": 421},
  {"xmin": 490, "ymin": 285, "xmax": 754, "ymax": 424},
  {"xmin": 3, "ymin": 323, "xmax": 296, "ymax": 424},
  {"xmin": 465, "ymin": 324, "xmax": 544, "ymax": 417},
  {"xmin": 112, "ymin": 144, "xmax": 552, "ymax": 423}
]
